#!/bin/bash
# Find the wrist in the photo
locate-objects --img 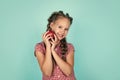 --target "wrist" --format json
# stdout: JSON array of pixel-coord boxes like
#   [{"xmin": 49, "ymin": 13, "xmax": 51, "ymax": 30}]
[
  {"xmin": 46, "ymin": 46, "xmax": 51, "ymax": 52},
  {"xmin": 51, "ymin": 48, "xmax": 56, "ymax": 54}
]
